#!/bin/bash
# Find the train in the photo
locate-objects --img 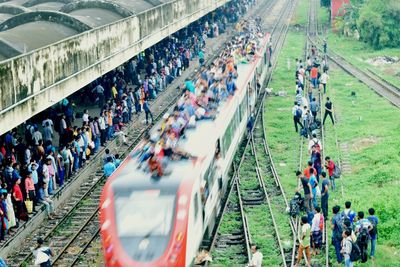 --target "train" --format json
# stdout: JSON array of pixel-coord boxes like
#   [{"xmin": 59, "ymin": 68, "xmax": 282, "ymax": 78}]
[{"xmin": 99, "ymin": 32, "xmax": 271, "ymax": 267}]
